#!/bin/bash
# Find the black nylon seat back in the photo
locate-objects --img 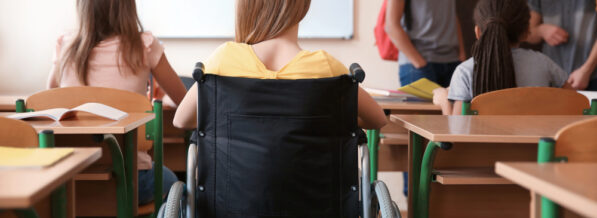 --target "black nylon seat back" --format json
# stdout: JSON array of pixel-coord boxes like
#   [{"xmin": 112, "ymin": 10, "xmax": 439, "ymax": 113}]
[{"xmin": 194, "ymin": 74, "xmax": 360, "ymax": 218}]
